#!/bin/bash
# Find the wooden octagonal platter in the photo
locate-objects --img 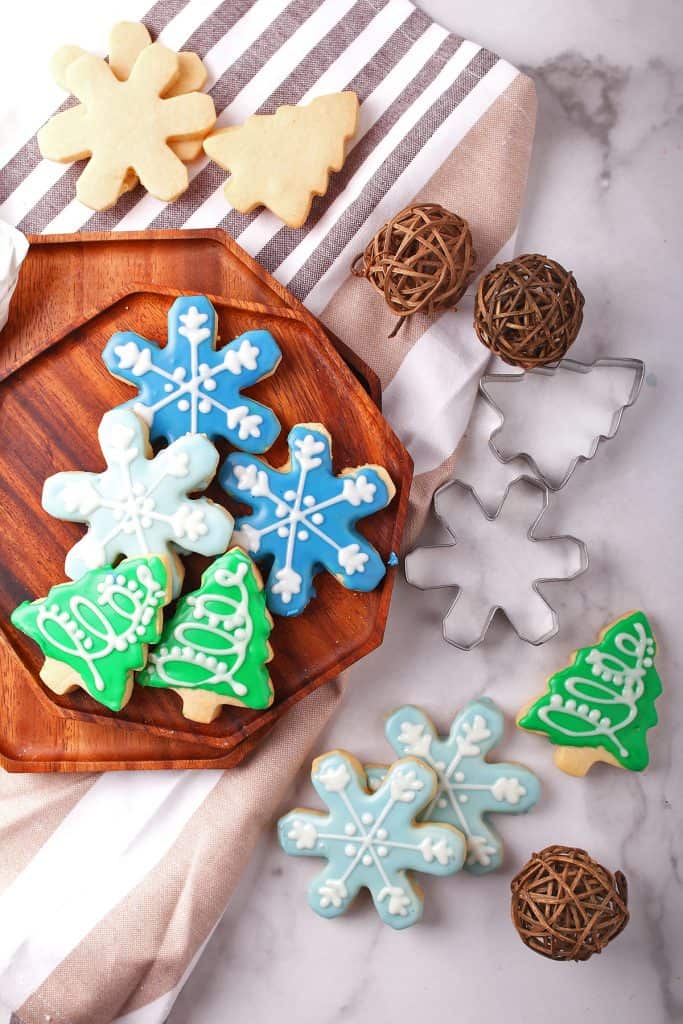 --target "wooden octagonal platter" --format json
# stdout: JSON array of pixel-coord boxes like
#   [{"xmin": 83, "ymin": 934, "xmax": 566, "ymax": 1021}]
[{"xmin": 0, "ymin": 232, "xmax": 412, "ymax": 772}]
